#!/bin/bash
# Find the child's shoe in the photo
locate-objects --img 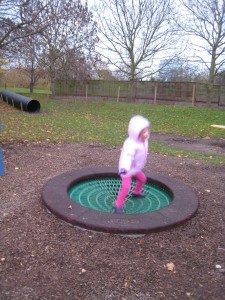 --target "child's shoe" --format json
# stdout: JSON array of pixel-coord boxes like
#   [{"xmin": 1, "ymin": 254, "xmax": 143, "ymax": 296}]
[
  {"xmin": 113, "ymin": 206, "xmax": 124, "ymax": 214},
  {"xmin": 132, "ymin": 192, "xmax": 146, "ymax": 198}
]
